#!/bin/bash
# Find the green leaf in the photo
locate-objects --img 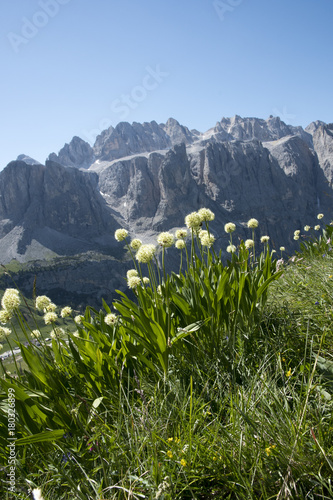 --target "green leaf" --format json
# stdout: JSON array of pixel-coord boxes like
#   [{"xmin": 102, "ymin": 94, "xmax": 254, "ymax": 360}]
[{"xmin": 15, "ymin": 429, "xmax": 65, "ymax": 445}]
